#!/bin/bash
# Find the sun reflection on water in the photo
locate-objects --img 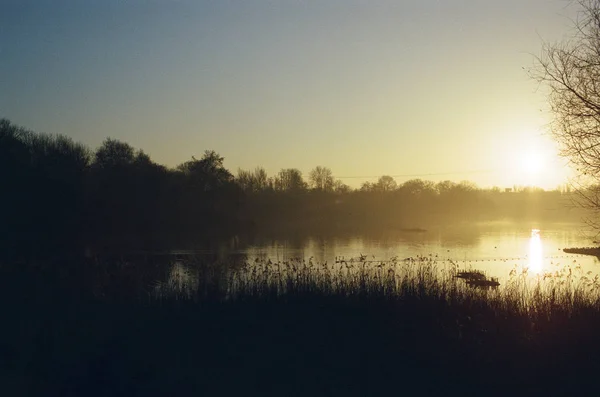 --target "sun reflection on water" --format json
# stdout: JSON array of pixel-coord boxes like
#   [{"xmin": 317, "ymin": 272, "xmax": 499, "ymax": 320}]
[{"xmin": 529, "ymin": 229, "xmax": 543, "ymax": 273}]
